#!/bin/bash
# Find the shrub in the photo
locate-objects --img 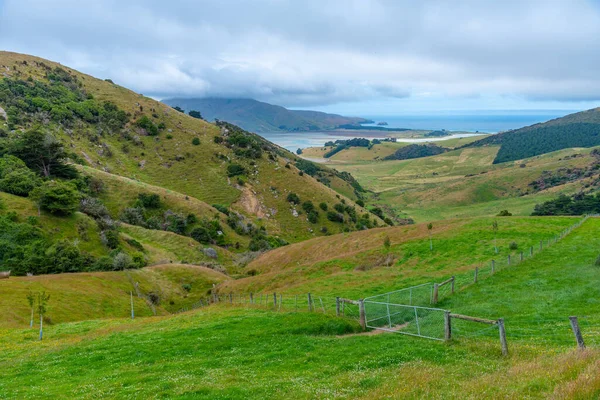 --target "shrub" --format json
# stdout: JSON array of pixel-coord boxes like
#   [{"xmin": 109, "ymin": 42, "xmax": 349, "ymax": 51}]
[
  {"xmin": 144, "ymin": 216, "xmax": 162, "ymax": 230},
  {"xmin": 356, "ymin": 199, "xmax": 365, "ymax": 207},
  {"xmin": 135, "ymin": 115, "xmax": 159, "ymax": 136},
  {"xmin": 164, "ymin": 211, "xmax": 187, "ymax": 235},
  {"xmin": 307, "ymin": 210, "xmax": 319, "ymax": 223},
  {"xmin": 190, "ymin": 227, "xmax": 211, "ymax": 244},
  {"xmin": 44, "ymin": 240, "xmax": 93, "ymax": 273},
  {"xmin": 509, "ymin": 241, "xmax": 518, "ymax": 250},
  {"xmin": 237, "ymin": 177, "xmax": 245, "ymax": 186},
  {"xmin": 92, "ymin": 256, "xmax": 113, "ymax": 271},
  {"xmin": 120, "ymin": 207, "xmax": 145, "ymax": 225},
  {"xmin": 319, "ymin": 202, "xmax": 328, "ymax": 211},
  {"xmin": 137, "ymin": 193, "xmax": 161, "ymax": 208},
  {"xmin": 125, "ymin": 238, "xmax": 144, "ymax": 251},
  {"xmin": 80, "ymin": 197, "xmax": 110, "ymax": 219},
  {"xmin": 212, "ymin": 204, "xmax": 230, "ymax": 215},
  {"xmin": 189, "ymin": 110, "xmax": 202, "ymax": 119},
  {"xmin": 112, "ymin": 252, "xmax": 132, "ymax": 270},
  {"xmin": 327, "ymin": 211, "xmax": 344, "ymax": 223},
  {"xmin": 192, "ymin": 137, "xmax": 200, "ymax": 146},
  {"xmin": 131, "ymin": 252, "xmax": 147, "ymax": 269},
  {"xmin": 287, "ymin": 193, "xmax": 300, "ymax": 204},
  {"xmin": 182, "ymin": 283, "xmax": 192, "ymax": 292},
  {"xmin": 333, "ymin": 203, "xmax": 345, "ymax": 213},
  {"xmin": 302, "ymin": 201, "xmax": 315, "ymax": 213},
  {"xmin": 186, "ymin": 213, "xmax": 198, "ymax": 225},
  {"xmin": 33, "ymin": 181, "xmax": 81, "ymax": 216},
  {"xmin": 497, "ymin": 210, "xmax": 512, "ymax": 216},
  {"xmin": 0, "ymin": 168, "xmax": 40, "ymax": 196},
  {"xmin": 102, "ymin": 230, "xmax": 120, "ymax": 249},
  {"xmin": 227, "ymin": 163, "xmax": 246, "ymax": 177}
]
